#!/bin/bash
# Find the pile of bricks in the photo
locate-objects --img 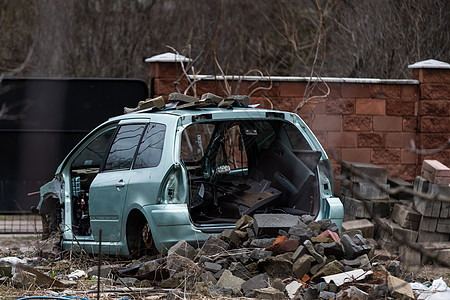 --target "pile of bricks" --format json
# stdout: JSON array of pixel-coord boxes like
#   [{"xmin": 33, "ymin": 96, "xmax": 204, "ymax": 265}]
[{"xmin": 339, "ymin": 160, "xmax": 450, "ymax": 266}]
